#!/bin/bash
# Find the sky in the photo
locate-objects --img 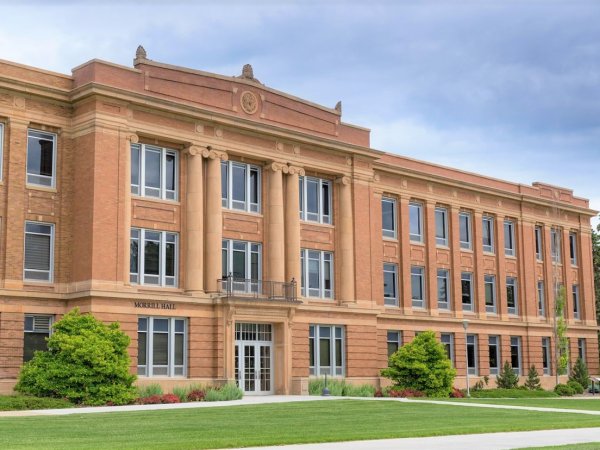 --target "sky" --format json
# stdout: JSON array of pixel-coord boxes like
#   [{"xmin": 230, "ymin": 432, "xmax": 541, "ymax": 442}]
[{"xmin": 0, "ymin": 0, "xmax": 598, "ymax": 227}]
